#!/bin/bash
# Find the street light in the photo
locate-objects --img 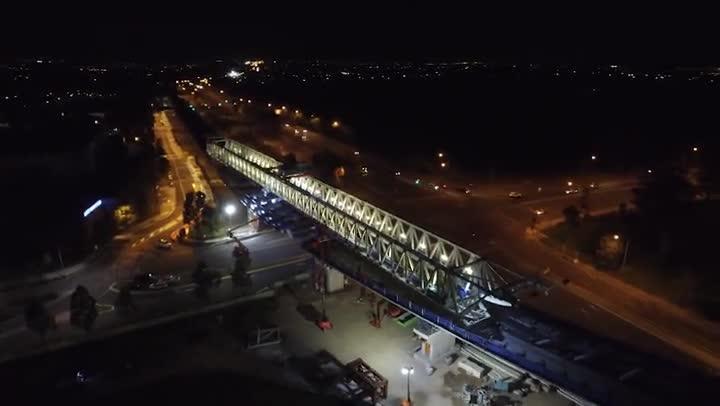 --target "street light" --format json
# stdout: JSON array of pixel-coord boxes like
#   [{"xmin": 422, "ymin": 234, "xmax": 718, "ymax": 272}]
[
  {"xmin": 401, "ymin": 366, "xmax": 414, "ymax": 405},
  {"xmin": 693, "ymin": 146, "xmax": 699, "ymax": 152},
  {"xmin": 613, "ymin": 234, "xmax": 631, "ymax": 269},
  {"xmin": 591, "ymin": 155, "xmax": 597, "ymax": 160},
  {"xmin": 224, "ymin": 204, "xmax": 237, "ymax": 216},
  {"xmin": 224, "ymin": 204, "xmax": 237, "ymax": 227}
]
